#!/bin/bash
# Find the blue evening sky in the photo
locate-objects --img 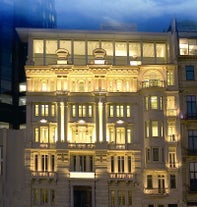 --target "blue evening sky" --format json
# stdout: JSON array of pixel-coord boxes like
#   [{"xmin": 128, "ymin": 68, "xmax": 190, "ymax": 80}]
[{"xmin": 55, "ymin": 0, "xmax": 197, "ymax": 31}]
